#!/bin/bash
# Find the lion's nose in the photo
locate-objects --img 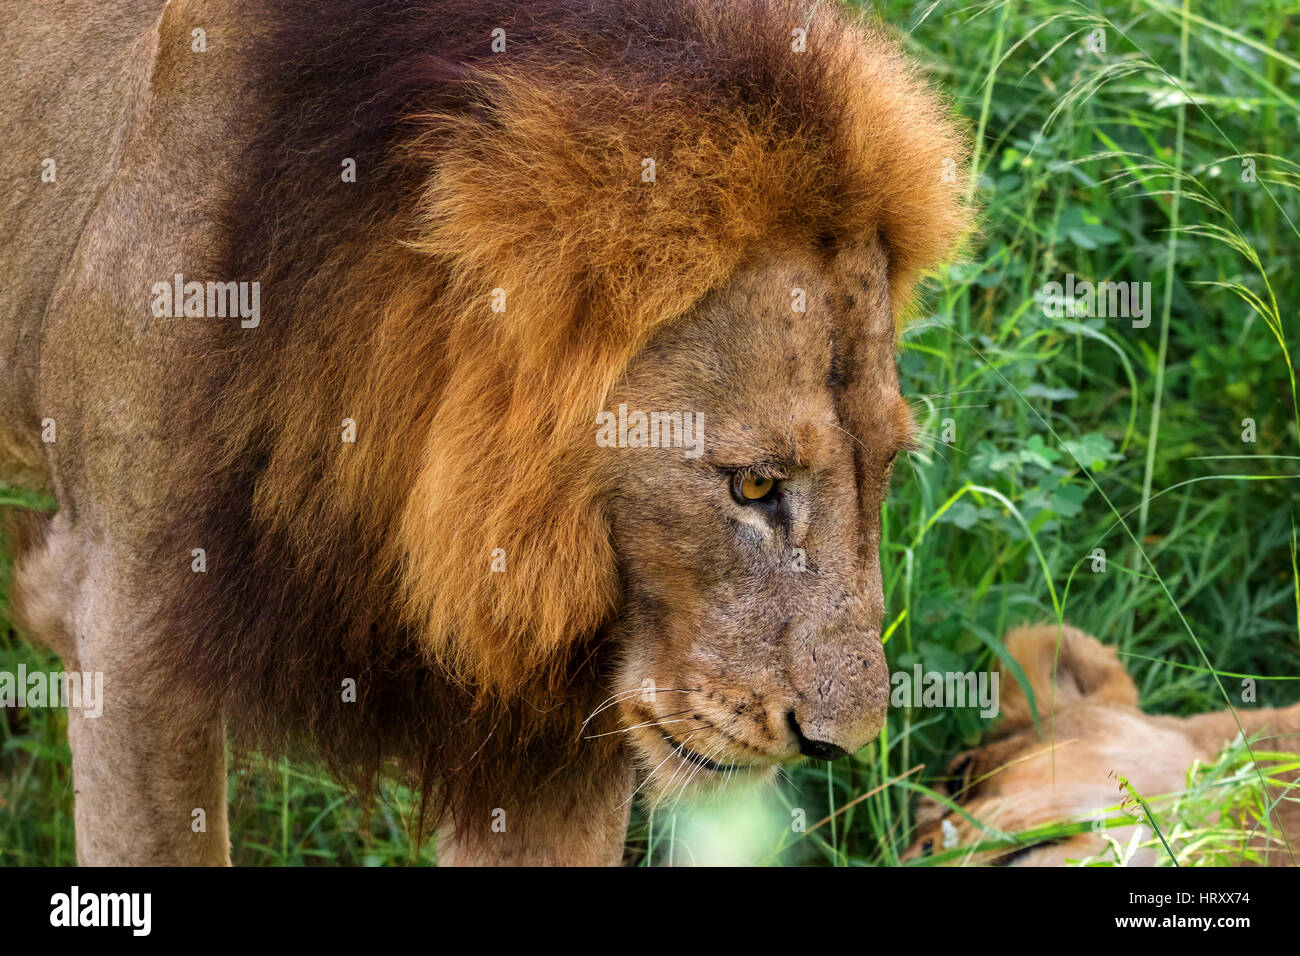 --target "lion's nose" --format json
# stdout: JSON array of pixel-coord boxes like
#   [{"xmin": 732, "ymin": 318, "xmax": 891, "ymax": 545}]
[{"xmin": 786, "ymin": 711, "xmax": 848, "ymax": 761}]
